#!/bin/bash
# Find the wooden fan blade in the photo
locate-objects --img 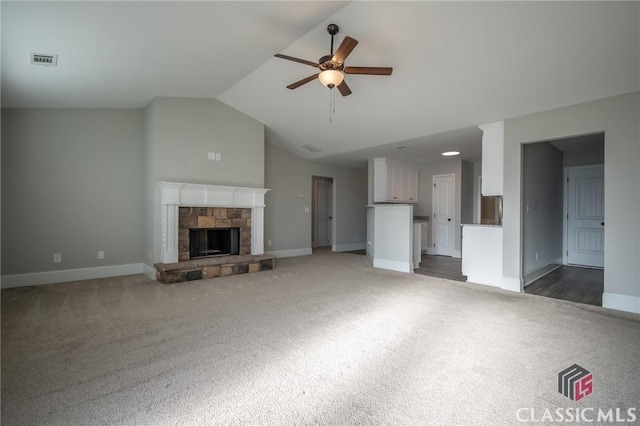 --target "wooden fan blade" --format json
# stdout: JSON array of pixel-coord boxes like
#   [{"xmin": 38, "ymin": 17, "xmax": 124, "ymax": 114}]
[
  {"xmin": 286, "ymin": 73, "xmax": 320, "ymax": 90},
  {"xmin": 331, "ymin": 36, "xmax": 358, "ymax": 64},
  {"xmin": 344, "ymin": 66, "xmax": 393, "ymax": 75},
  {"xmin": 337, "ymin": 80, "xmax": 352, "ymax": 97},
  {"xmin": 274, "ymin": 54, "xmax": 319, "ymax": 68}
]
